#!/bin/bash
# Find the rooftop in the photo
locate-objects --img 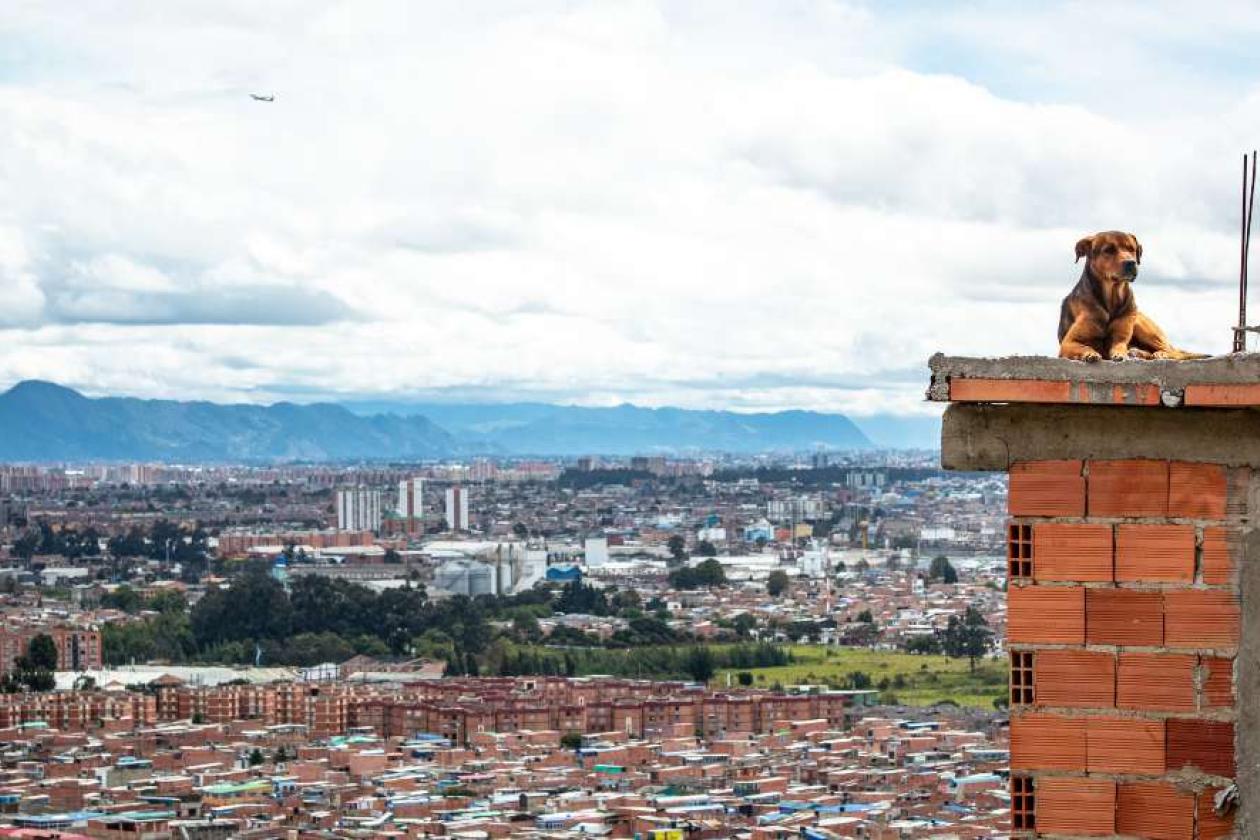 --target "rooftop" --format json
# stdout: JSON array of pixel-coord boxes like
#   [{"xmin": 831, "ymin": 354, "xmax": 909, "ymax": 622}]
[
  {"xmin": 928, "ymin": 353, "xmax": 1260, "ymax": 407},
  {"xmin": 931, "ymin": 354, "xmax": 1260, "ymax": 469}
]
